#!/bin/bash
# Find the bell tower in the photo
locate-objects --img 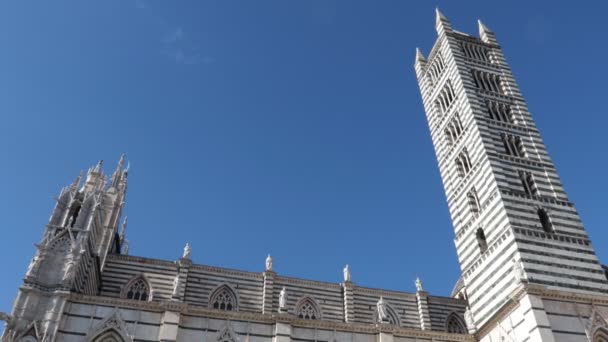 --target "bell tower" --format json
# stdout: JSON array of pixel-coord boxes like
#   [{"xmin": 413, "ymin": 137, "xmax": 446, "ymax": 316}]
[
  {"xmin": 415, "ymin": 9, "xmax": 608, "ymax": 340},
  {"xmin": 2, "ymin": 156, "xmax": 128, "ymax": 342}
]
